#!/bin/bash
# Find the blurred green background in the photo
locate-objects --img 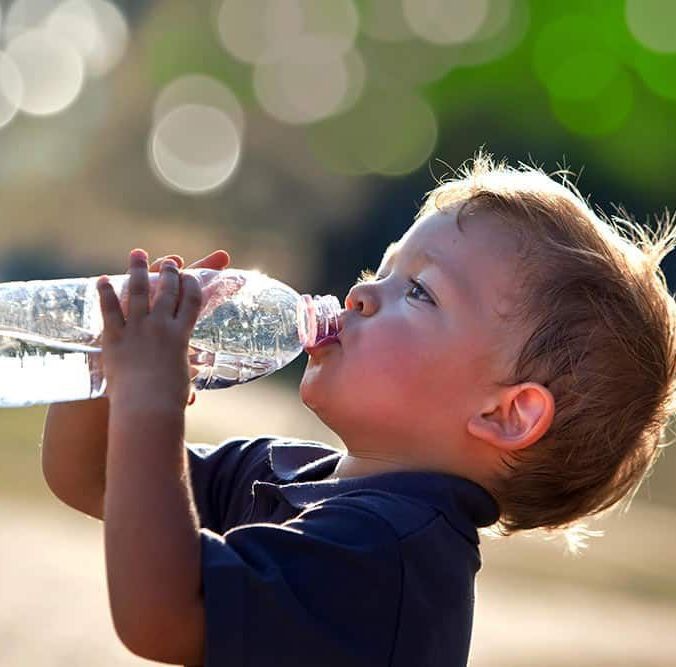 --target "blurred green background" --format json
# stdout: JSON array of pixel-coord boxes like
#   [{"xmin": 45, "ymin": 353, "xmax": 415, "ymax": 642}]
[{"xmin": 1, "ymin": 0, "xmax": 675, "ymax": 665}]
